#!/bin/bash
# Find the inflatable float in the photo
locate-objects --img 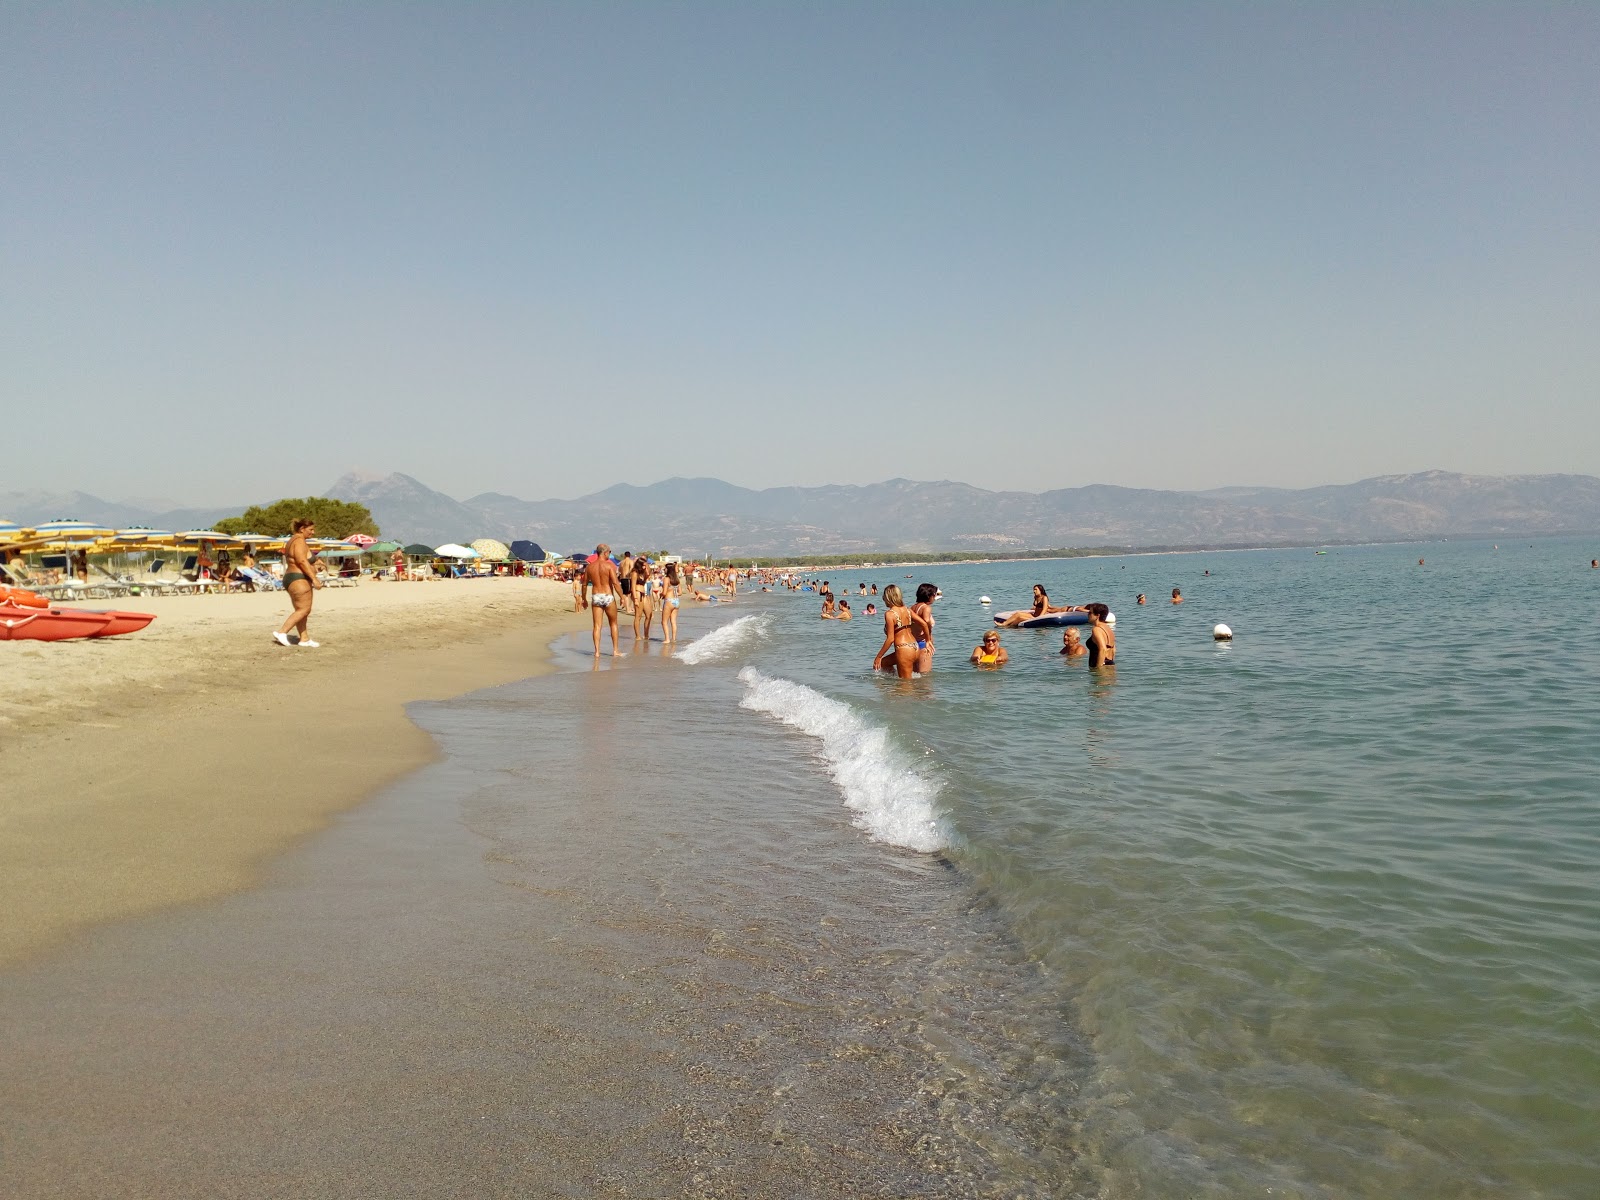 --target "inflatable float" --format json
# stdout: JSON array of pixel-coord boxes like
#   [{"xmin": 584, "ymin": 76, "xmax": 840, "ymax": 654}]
[{"xmin": 993, "ymin": 609, "xmax": 1090, "ymax": 628}]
